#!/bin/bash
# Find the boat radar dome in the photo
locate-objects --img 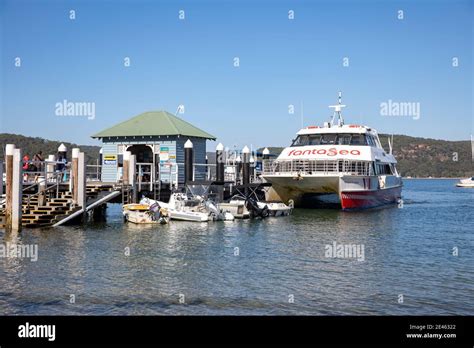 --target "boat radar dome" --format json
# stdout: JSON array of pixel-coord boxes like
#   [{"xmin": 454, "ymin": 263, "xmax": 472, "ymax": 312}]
[
  {"xmin": 184, "ymin": 139, "xmax": 193, "ymax": 148},
  {"xmin": 58, "ymin": 143, "xmax": 67, "ymax": 152},
  {"xmin": 216, "ymin": 143, "xmax": 224, "ymax": 151},
  {"xmin": 263, "ymin": 148, "xmax": 270, "ymax": 155},
  {"xmin": 242, "ymin": 145, "xmax": 250, "ymax": 154}
]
